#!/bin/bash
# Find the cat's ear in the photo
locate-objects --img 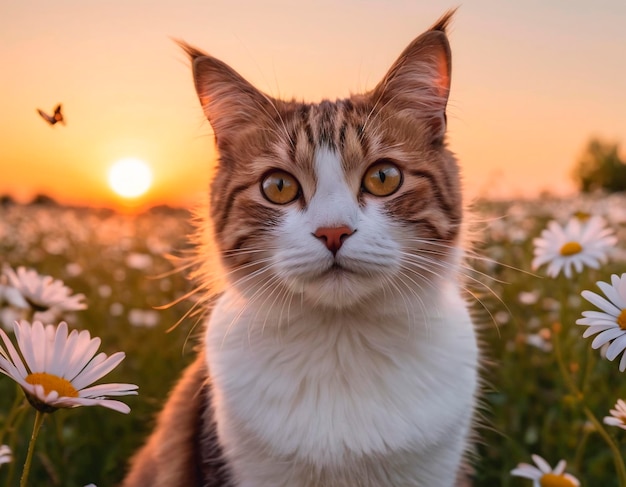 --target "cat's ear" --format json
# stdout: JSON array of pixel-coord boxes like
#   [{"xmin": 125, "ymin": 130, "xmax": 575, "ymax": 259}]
[
  {"xmin": 178, "ymin": 41, "xmax": 275, "ymax": 146},
  {"xmin": 371, "ymin": 10, "xmax": 454, "ymax": 142}
]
